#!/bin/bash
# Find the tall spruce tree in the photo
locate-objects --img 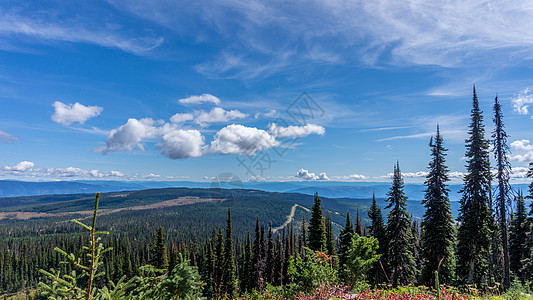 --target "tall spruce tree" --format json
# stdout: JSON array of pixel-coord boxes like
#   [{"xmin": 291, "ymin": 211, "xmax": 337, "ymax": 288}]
[
  {"xmin": 368, "ymin": 192, "xmax": 386, "ymax": 284},
  {"xmin": 308, "ymin": 193, "xmax": 327, "ymax": 252},
  {"xmin": 456, "ymin": 86, "xmax": 493, "ymax": 286},
  {"xmin": 338, "ymin": 212, "xmax": 354, "ymax": 272},
  {"xmin": 522, "ymin": 163, "xmax": 533, "ymax": 282},
  {"xmin": 420, "ymin": 127, "xmax": 456, "ymax": 286},
  {"xmin": 411, "ymin": 219, "xmax": 421, "ymax": 283},
  {"xmin": 385, "ymin": 162, "xmax": 416, "ymax": 286},
  {"xmin": 492, "ymin": 96, "xmax": 512, "ymax": 288},
  {"xmin": 215, "ymin": 229, "xmax": 225, "ymax": 294},
  {"xmin": 150, "ymin": 226, "xmax": 168, "ymax": 270},
  {"xmin": 325, "ymin": 213, "xmax": 336, "ymax": 256},
  {"xmin": 266, "ymin": 223, "xmax": 275, "ymax": 284},
  {"xmin": 355, "ymin": 210, "xmax": 364, "ymax": 236},
  {"xmin": 252, "ymin": 218, "xmax": 265, "ymax": 292},
  {"xmin": 509, "ymin": 192, "xmax": 528, "ymax": 282},
  {"xmin": 299, "ymin": 216, "xmax": 307, "ymax": 256},
  {"xmin": 222, "ymin": 208, "xmax": 237, "ymax": 298}
]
